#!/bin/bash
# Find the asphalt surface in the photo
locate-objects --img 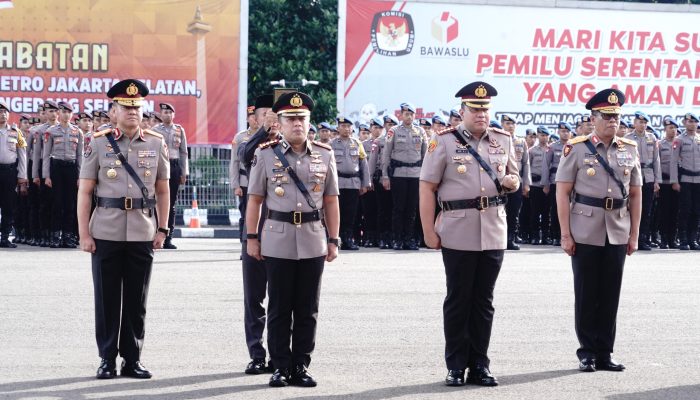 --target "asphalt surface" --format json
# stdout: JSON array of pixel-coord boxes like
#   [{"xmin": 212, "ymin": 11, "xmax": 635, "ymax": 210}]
[{"xmin": 1, "ymin": 239, "xmax": 699, "ymax": 399}]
